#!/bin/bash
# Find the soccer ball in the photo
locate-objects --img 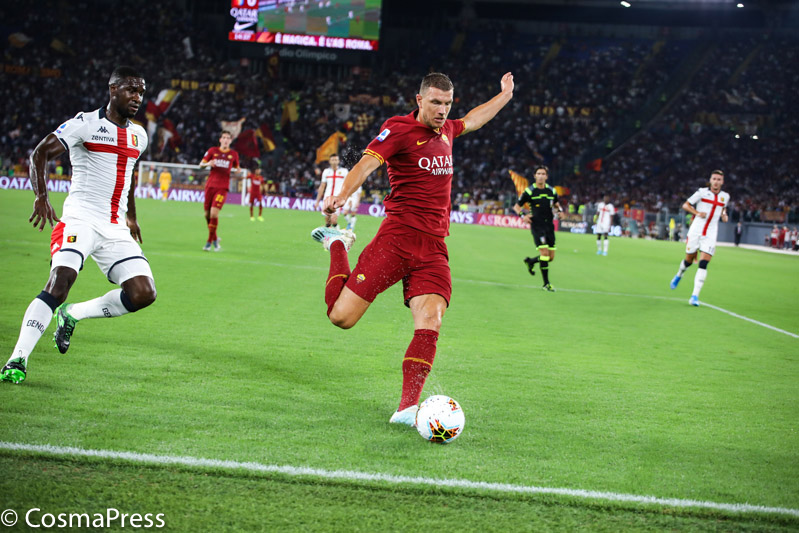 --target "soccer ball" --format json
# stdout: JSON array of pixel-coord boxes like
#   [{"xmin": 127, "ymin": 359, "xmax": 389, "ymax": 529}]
[{"xmin": 415, "ymin": 395, "xmax": 465, "ymax": 444}]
